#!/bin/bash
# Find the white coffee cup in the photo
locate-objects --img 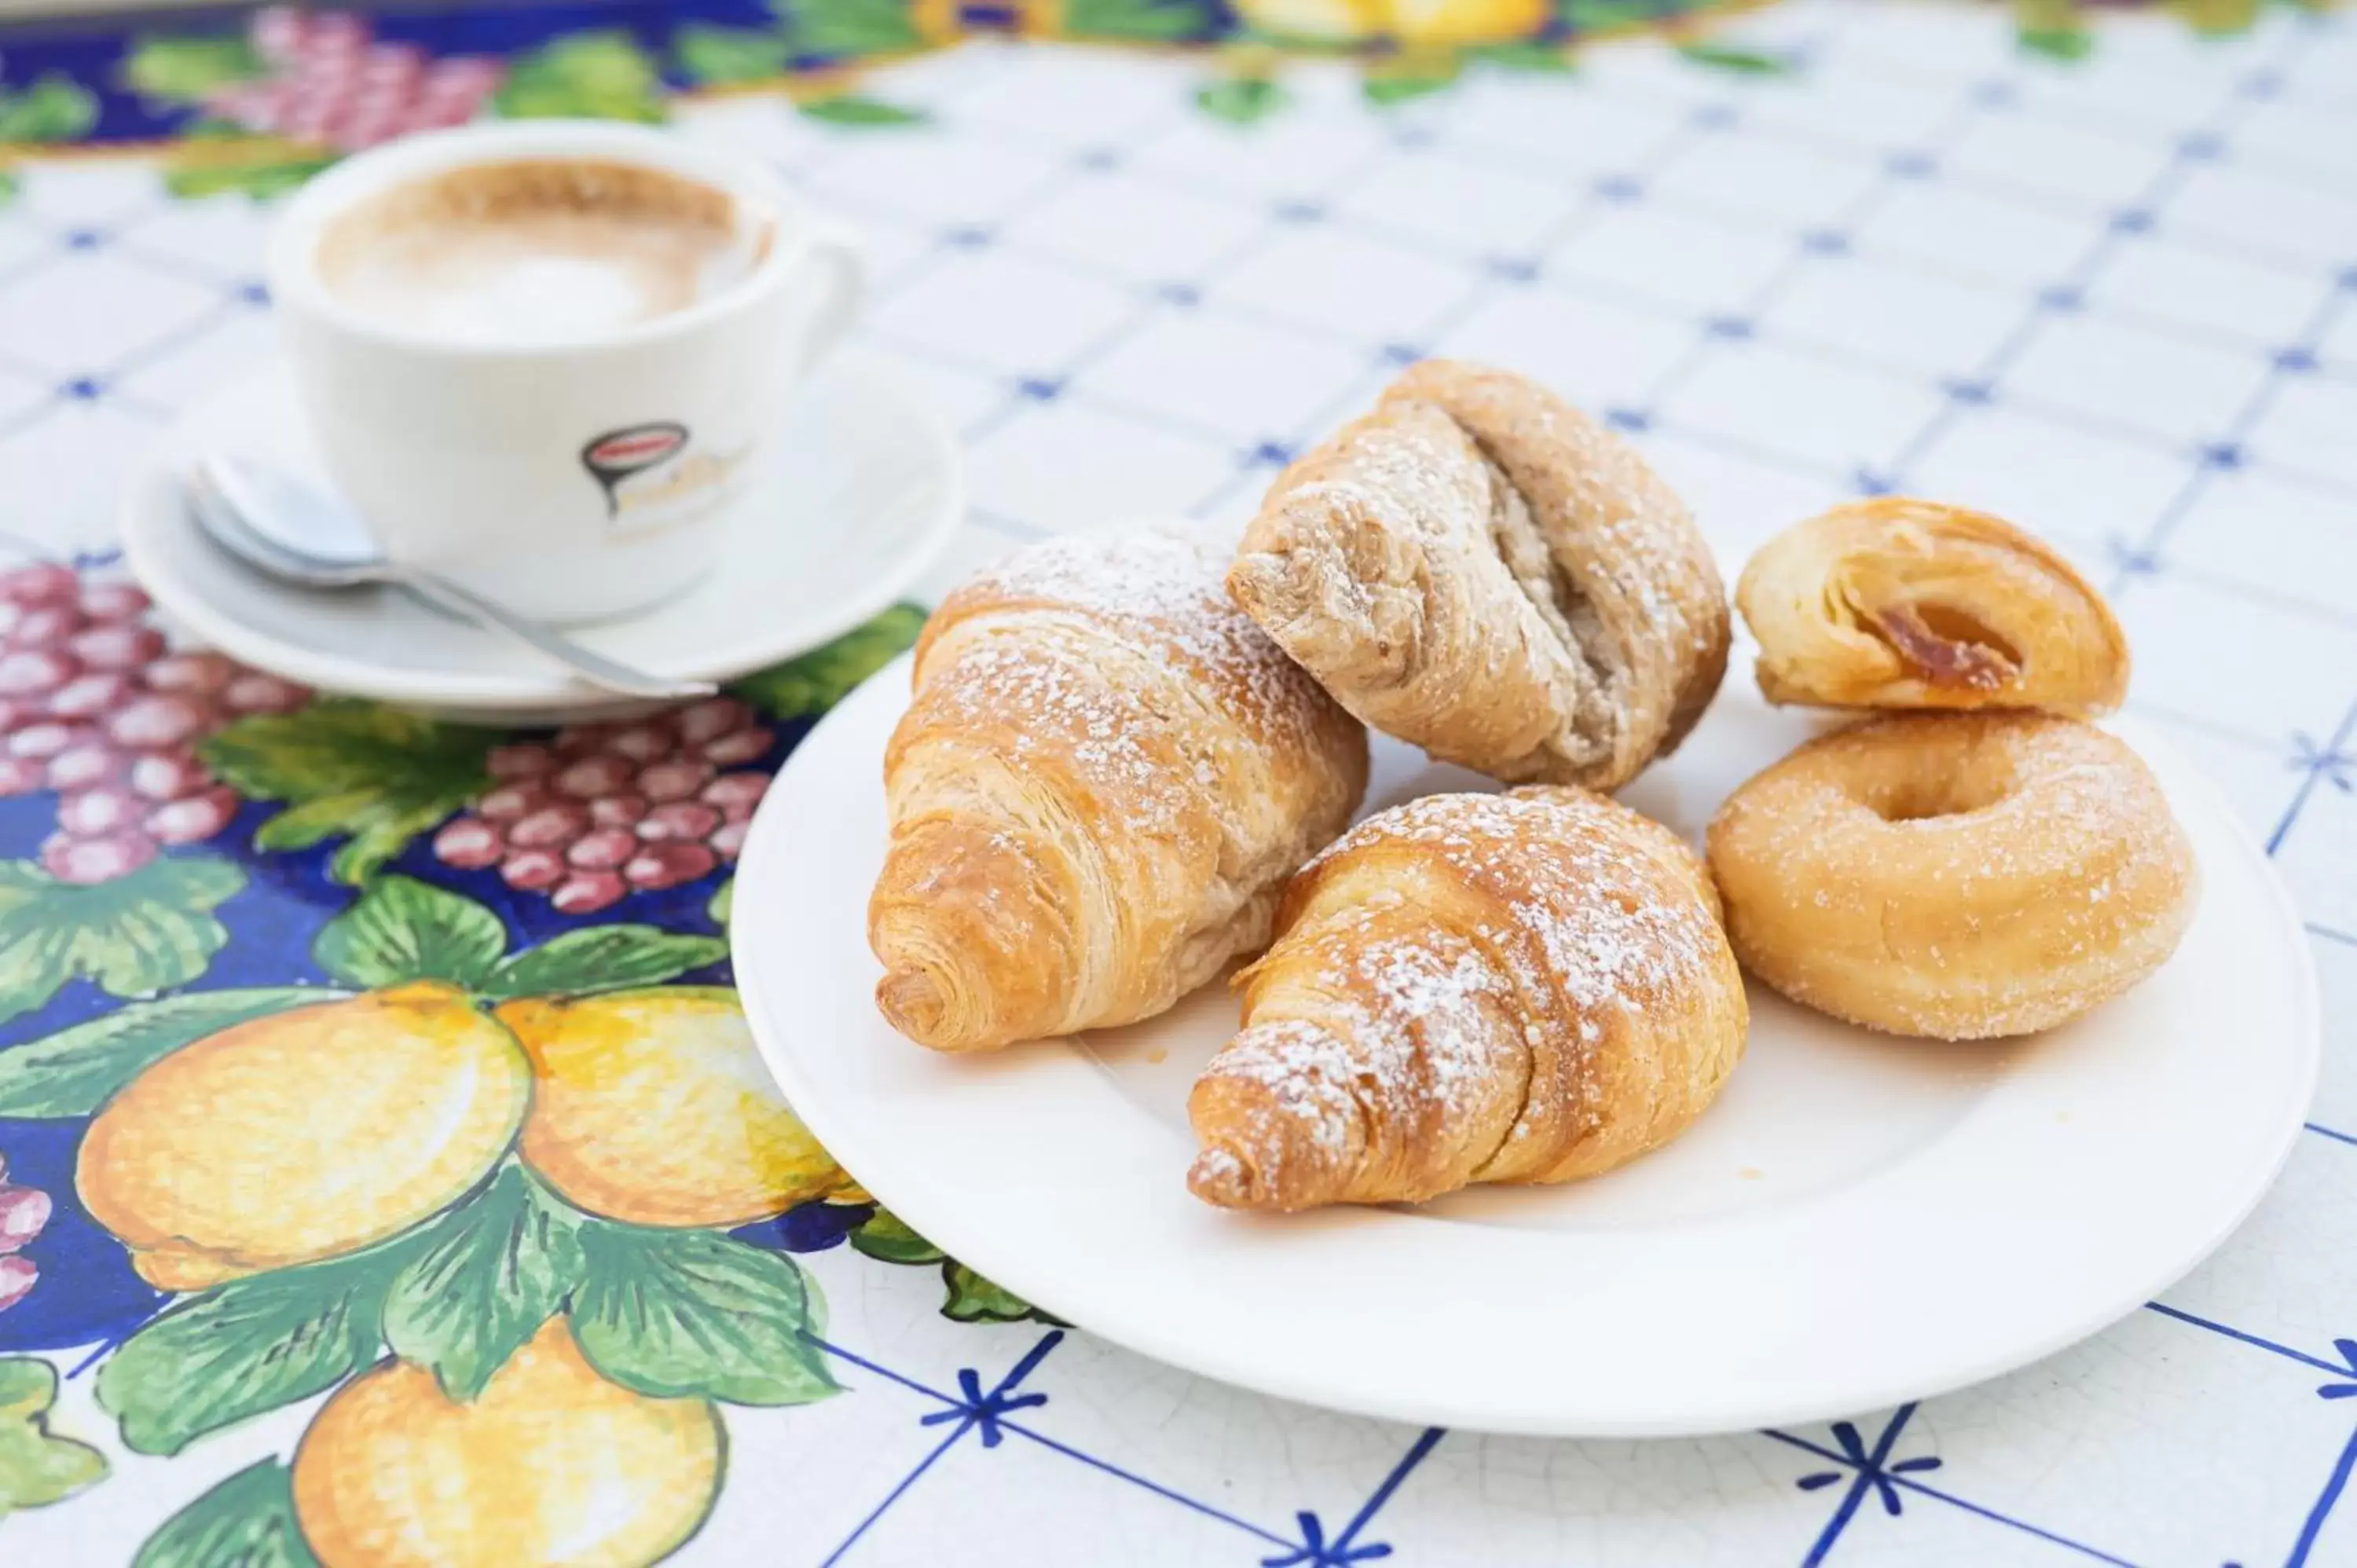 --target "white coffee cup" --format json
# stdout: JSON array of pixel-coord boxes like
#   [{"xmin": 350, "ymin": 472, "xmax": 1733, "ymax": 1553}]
[{"xmin": 266, "ymin": 119, "xmax": 863, "ymax": 624}]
